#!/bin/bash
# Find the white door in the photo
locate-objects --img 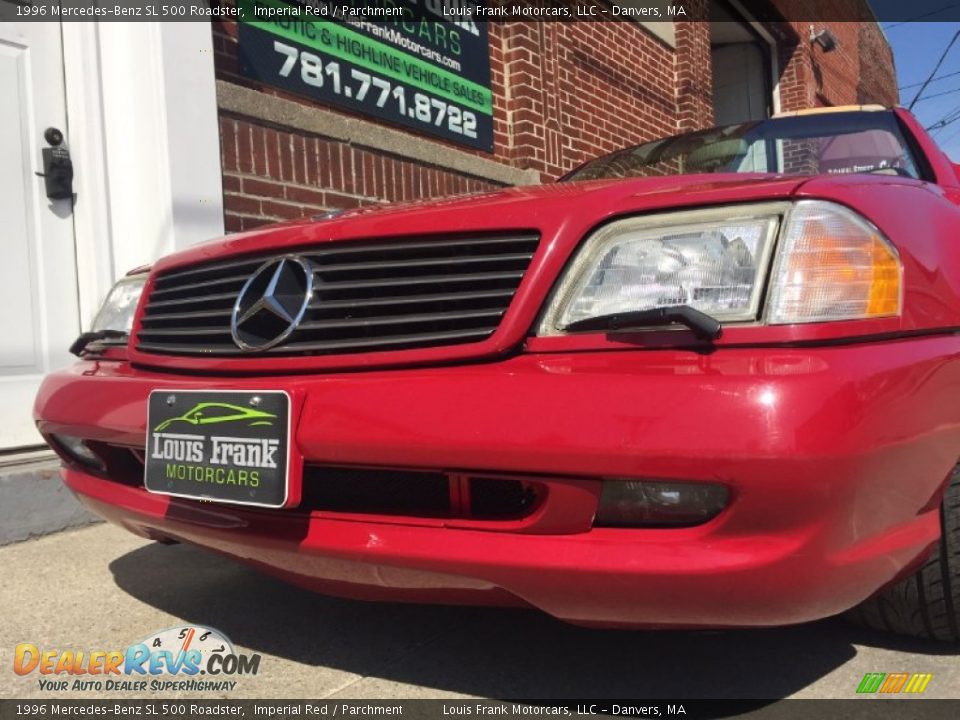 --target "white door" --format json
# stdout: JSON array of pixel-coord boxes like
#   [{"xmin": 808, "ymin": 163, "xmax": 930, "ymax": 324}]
[{"xmin": 0, "ymin": 21, "xmax": 81, "ymax": 450}]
